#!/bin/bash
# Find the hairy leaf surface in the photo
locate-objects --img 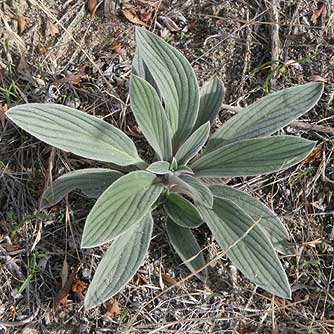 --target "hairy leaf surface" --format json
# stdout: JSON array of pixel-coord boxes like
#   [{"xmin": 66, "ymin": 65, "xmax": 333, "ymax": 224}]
[
  {"xmin": 197, "ymin": 198, "xmax": 291, "ymax": 298},
  {"xmin": 40, "ymin": 168, "xmax": 122, "ymax": 209},
  {"xmin": 192, "ymin": 136, "xmax": 315, "ymax": 177},
  {"xmin": 147, "ymin": 161, "xmax": 170, "ymax": 175},
  {"xmin": 130, "ymin": 75, "xmax": 172, "ymax": 160},
  {"xmin": 164, "ymin": 193, "xmax": 202, "ymax": 228},
  {"xmin": 136, "ymin": 28, "xmax": 200, "ymax": 145},
  {"xmin": 209, "ymin": 185, "xmax": 290, "ymax": 254},
  {"xmin": 167, "ymin": 220, "xmax": 207, "ymax": 280},
  {"xmin": 195, "ymin": 77, "xmax": 225, "ymax": 129},
  {"xmin": 208, "ymin": 82, "xmax": 323, "ymax": 150},
  {"xmin": 81, "ymin": 171, "xmax": 163, "ymax": 248},
  {"xmin": 175, "ymin": 122, "xmax": 210, "ymax": 165},
  {"xmin": 85, "ymin": 214, "xmax": 153, "ymax": 309},
  {"xmin": 170, "ymin": 174, "xmax": 213, "ymax": 208},
  {"xmin": 7, "ymin": 103, "xmax": 142, "ymax": 166}
]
